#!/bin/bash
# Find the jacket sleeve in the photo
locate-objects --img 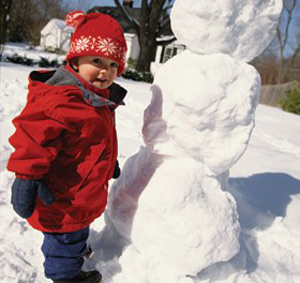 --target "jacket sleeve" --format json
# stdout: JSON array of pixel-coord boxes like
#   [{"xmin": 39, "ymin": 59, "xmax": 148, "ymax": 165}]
[{"xmin": 7, "ymin": 100, "xmax": 70, "ymax": 180}]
